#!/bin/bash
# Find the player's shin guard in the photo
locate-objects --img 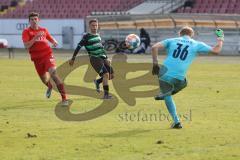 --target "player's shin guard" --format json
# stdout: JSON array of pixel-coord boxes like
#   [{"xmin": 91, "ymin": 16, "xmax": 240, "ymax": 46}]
[
  {"xmin": 57, "ymin": 83, "xmax": 67, "ymax": 101},
  {"xmin": 164, "ymin": 95, "xmax": 180, "ymax": 124}
]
